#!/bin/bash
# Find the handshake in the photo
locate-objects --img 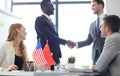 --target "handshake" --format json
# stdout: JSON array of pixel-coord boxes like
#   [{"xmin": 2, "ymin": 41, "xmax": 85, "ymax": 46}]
[{"xmin": 66, "ymin": 40, "xmax": 76, "ymax": 49}]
